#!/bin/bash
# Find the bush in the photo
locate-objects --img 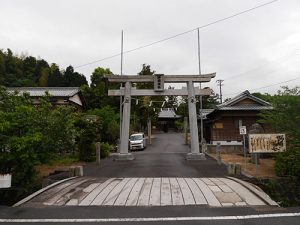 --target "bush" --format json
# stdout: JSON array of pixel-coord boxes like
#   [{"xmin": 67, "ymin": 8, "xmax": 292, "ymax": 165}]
[
  {"xmin": 78, "ymin": 142, "xmax": 95, "ymax": 162},
  {"xmin": 75, "ymin": 115, "xmax": 101, "ymax": 162},
  {"xmin": 275, "ymin": 148, "xmax": 300, "ymax": 178},
  {"xmin": 100, "ymin": 142, "xmax": 113, "ymax": 158}
]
